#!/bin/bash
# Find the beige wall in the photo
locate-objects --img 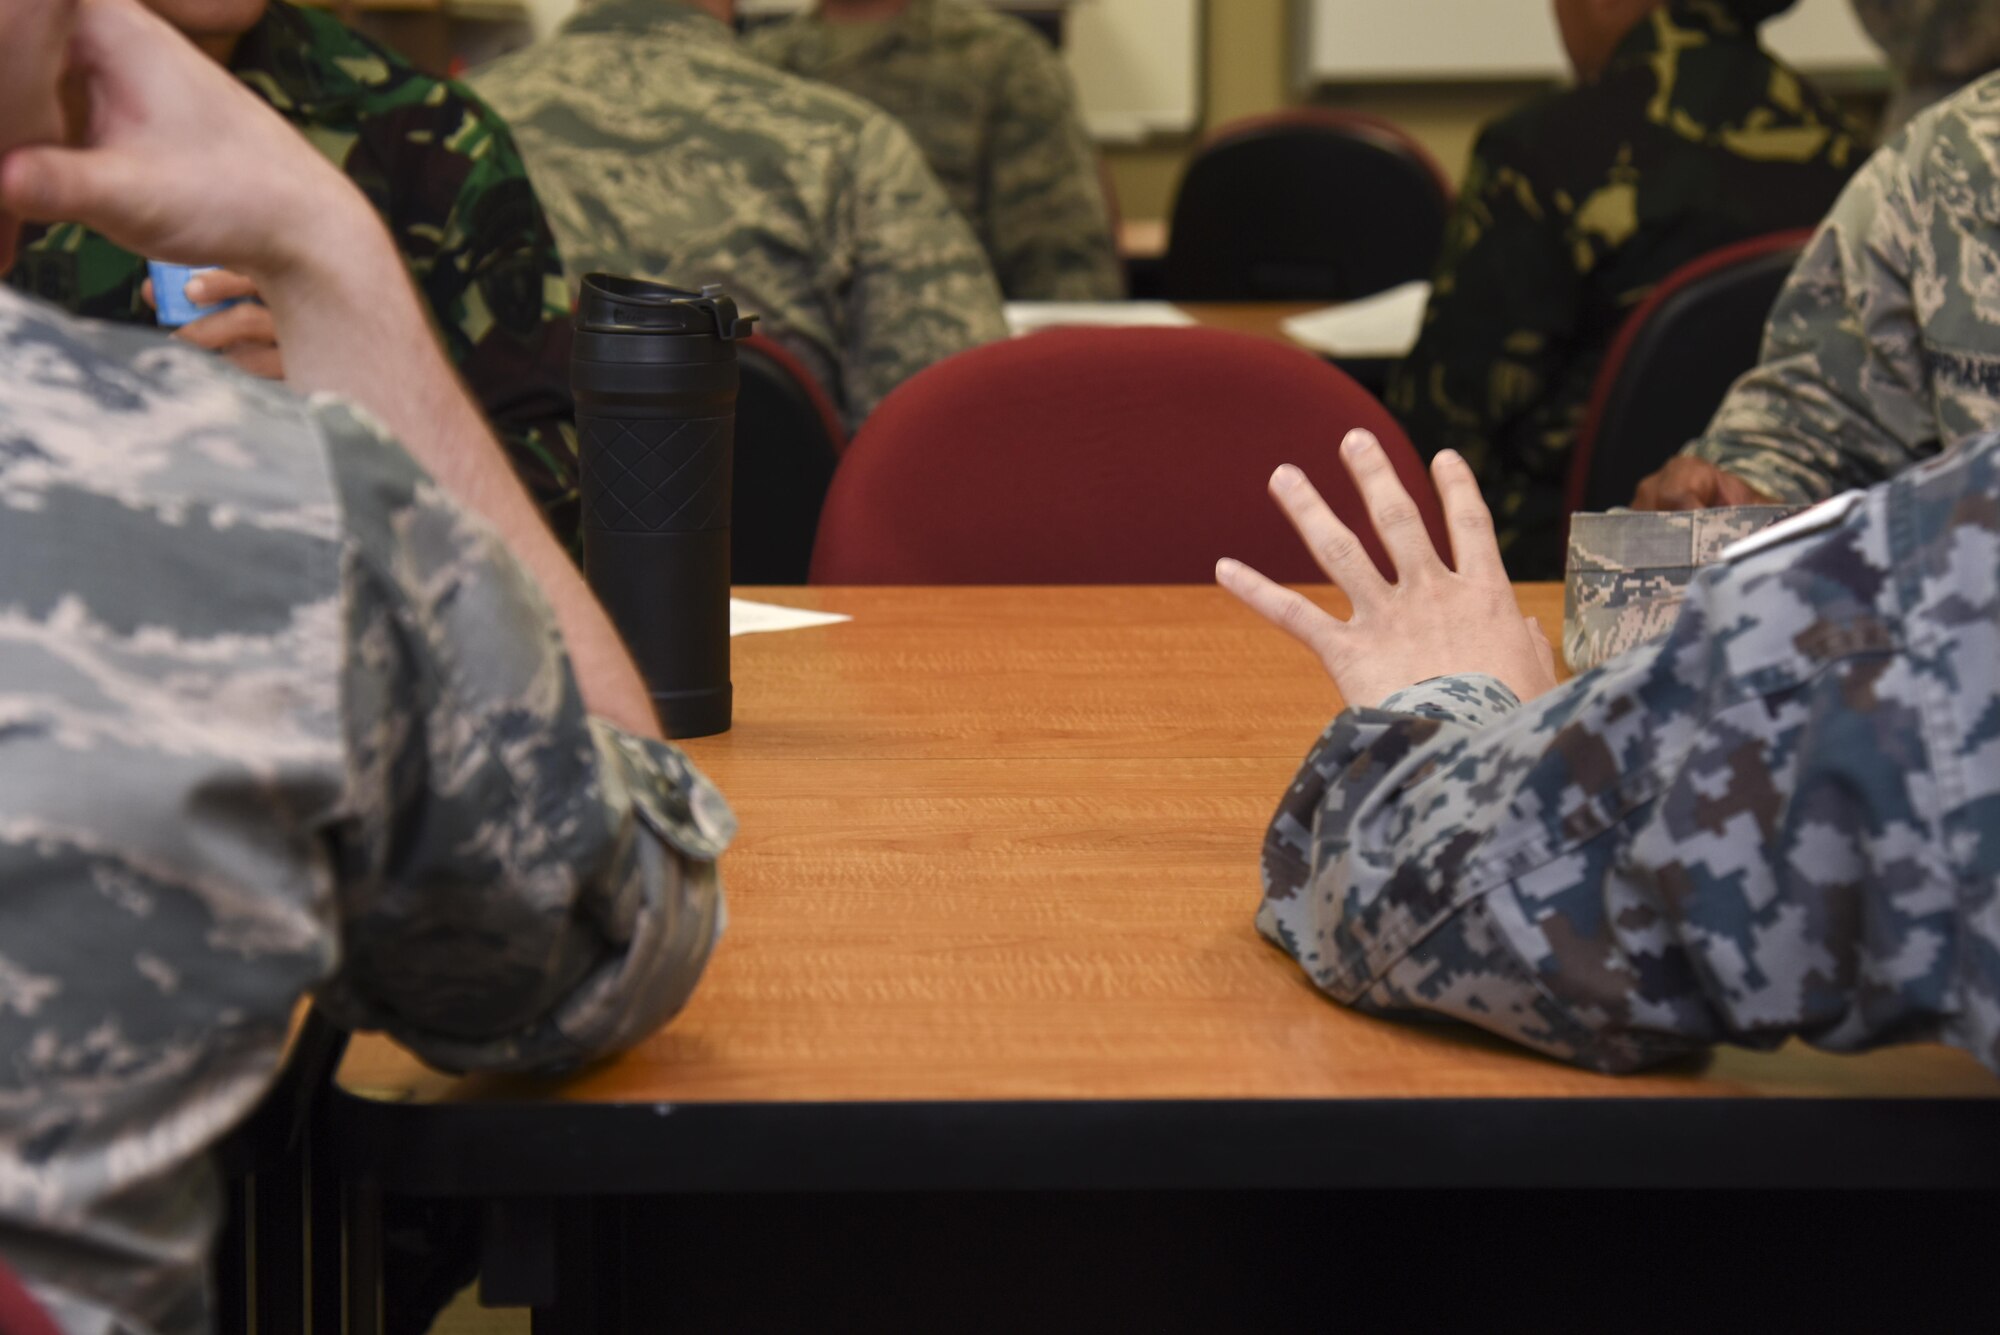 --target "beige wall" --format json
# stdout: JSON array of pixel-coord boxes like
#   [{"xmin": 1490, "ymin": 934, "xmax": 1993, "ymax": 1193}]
[{"xmin": 1103, "ymin": 0, "xmax": 1550, "ymax": 222}]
